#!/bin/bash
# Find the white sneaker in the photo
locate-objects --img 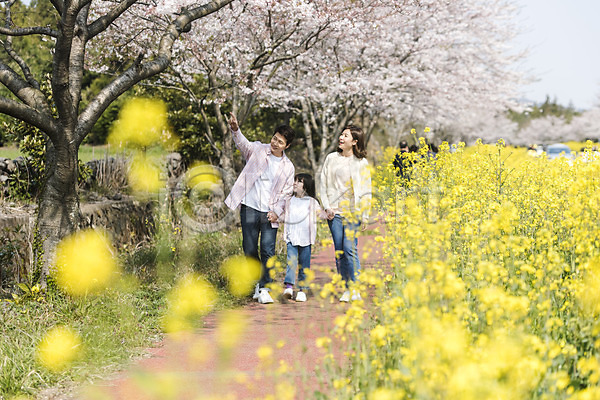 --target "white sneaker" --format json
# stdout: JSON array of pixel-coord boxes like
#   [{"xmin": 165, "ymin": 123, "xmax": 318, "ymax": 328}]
[
  {"xmin": 252, "ymin": 283, "xmax": 261, "ymax": 300},
  {"xmin": 339, "ymin": 290, "xmax": 350, "ymax": 303},
  {"xmin": 258, "ymin": 289, "xmax": 274, "ymax": 304},
  {"xmin": 283, "ymin": 287, "xmax": 293, "ymax": 299},
  {"xmin": 295, "ymin": 291, "xmax": 307, "ymax": 302},
  {"xmin": 351, "ymin": 291, "xmax": 362, "ymax": 301}
]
